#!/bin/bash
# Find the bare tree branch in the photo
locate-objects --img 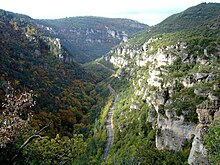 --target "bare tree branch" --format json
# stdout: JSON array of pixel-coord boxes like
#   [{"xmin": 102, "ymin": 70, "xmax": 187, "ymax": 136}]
[{"xmin": 11, "ymin": 124, "xmax": 50, "ymax": 162}]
